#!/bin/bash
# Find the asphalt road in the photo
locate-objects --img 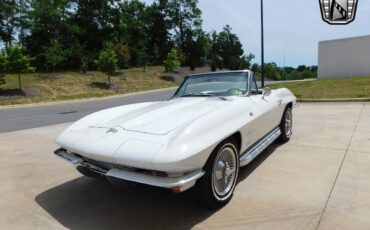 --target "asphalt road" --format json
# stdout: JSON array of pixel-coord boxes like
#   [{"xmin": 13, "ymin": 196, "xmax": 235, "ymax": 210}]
[
  {"xmin": 0, "ymin": 88, "xmax": 175, "ymax": 133},
  {"xmin": 0, "ymin": 79, "xmax": 310, "ymax": 133}
]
